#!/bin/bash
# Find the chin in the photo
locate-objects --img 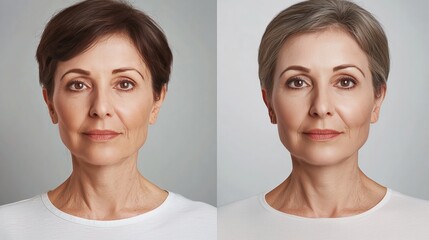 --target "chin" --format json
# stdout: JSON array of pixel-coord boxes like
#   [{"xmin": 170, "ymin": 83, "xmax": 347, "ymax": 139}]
[
  {"xmin": 289, "ymin": 145, "xmax": 357, "ymax": 167},
  {"xmin": 71, "ymin": 148, "xmax": 136, "ymax": 166}
]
